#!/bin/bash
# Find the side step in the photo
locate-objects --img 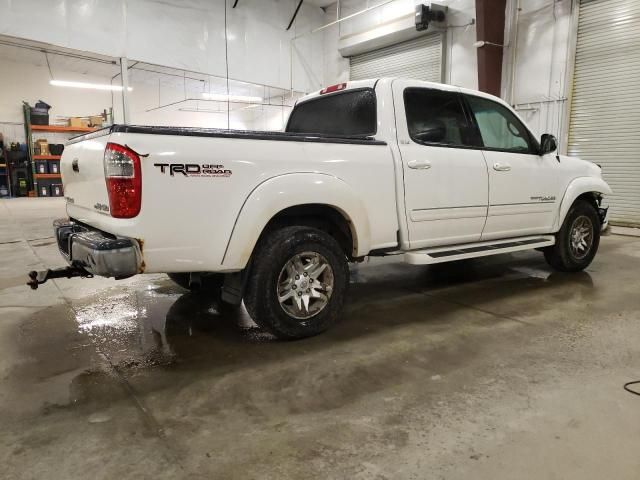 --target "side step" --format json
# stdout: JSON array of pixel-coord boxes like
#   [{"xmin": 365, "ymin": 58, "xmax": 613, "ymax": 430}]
[{"xmin": 404, "ymin": 235, "xmax": 555, "ymax": 265}]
